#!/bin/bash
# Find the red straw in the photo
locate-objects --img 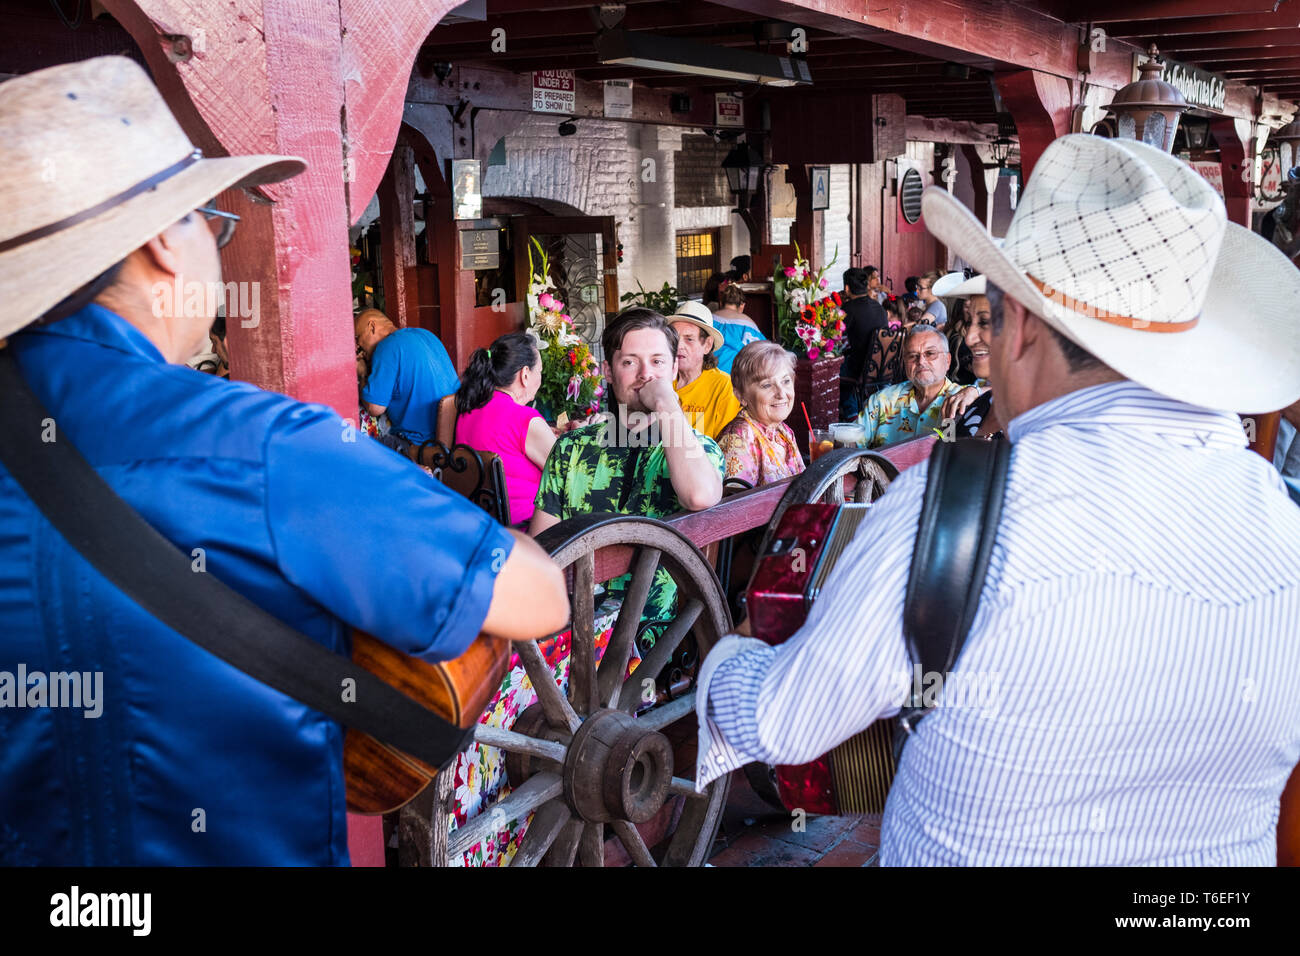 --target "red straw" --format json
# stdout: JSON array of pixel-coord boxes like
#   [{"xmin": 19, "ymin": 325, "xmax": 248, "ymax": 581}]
[{"xmin": 801, "ymin": 401, "xmax": 813, "ymax": 434}]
